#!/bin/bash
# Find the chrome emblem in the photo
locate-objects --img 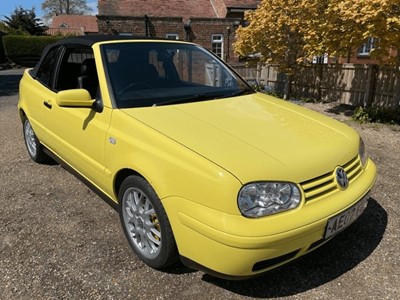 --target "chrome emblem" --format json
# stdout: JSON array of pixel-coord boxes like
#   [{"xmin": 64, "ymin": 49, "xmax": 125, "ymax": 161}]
[{"xmin": 335, "ymin": 167, "xmax": 349, "ymax": 190}]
